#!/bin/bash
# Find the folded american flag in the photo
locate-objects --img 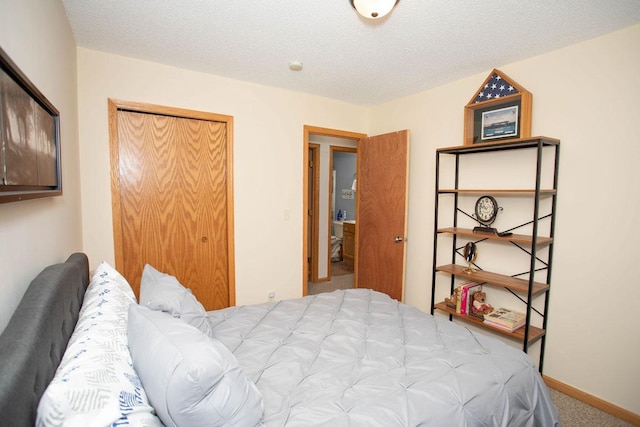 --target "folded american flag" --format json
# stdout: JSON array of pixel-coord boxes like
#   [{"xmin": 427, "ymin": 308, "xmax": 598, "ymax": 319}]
[{"xmin": 473, "ymin": 73, "xmax": 519, "ymax": 103}]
